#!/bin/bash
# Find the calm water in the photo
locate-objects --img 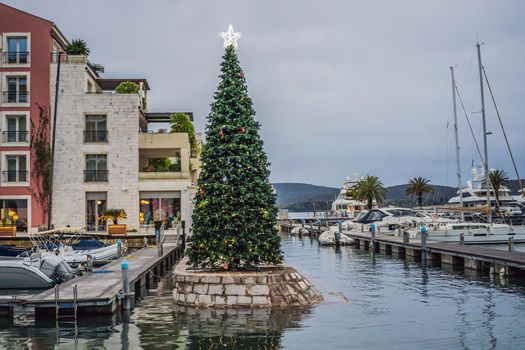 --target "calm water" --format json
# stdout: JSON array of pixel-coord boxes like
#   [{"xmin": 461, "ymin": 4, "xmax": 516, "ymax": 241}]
[{"xmin": 1, "ymin": 235, "xmax": 525, "ymax": 349}]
